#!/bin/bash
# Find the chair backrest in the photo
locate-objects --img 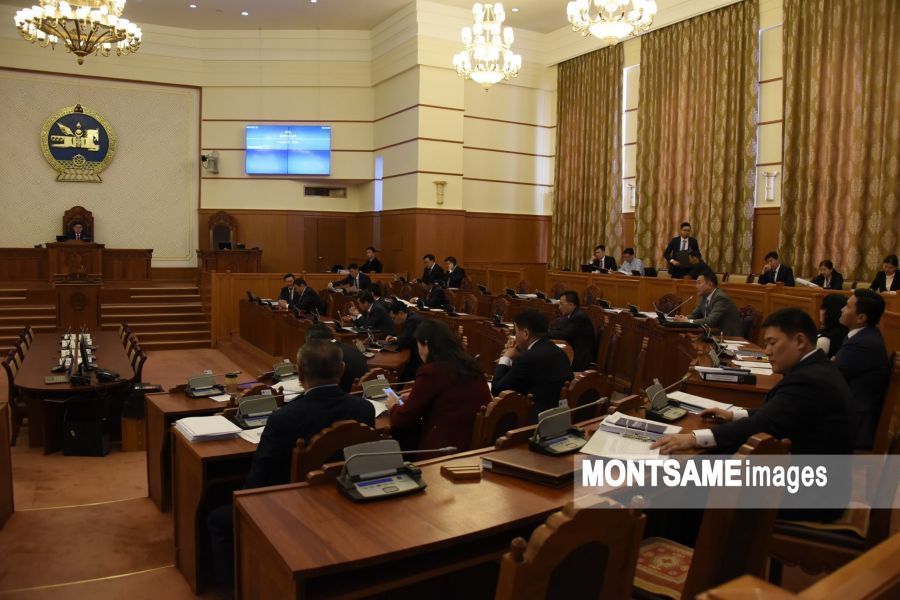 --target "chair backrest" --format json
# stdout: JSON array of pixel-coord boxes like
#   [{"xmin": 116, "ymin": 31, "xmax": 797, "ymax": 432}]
[
  {"xmin": 656, "ymin": 294, "xmax": 683, "ymax": 315},
  {"xmin": 493, "ymin": 296, "xmax": 511, "ymax": 319},
  {"xmin": 2, "ymin": 353, "xmax": 17, "ymax": 397},
  {"xmin": 561, "ymin": 371, "xmax": 612, "ymax": 422},
  {"xmin": 132, "ymin": 351, "xmax": 147, "ymax": 383},
  {"xmin": 13, "ymin": 339, "xmax": 27, "ymax": 361},
  {"xmin": 63, "ymin": 205, "xmax": 94, "ymax": 239},
  {"xmin": 209, "ymin": 210, "xmax": 236, "ymax": 248},
  {"xmin": 871, "ymin": 352, "xmax": 900, "ymax": 455},
  {"xmin": 597, "ymin": 323, "xmax": 622, "ymax": 376},
  {"xmin": 739, "ymin": 305, "xmax": 764, "ymax": 344},
  {"xmin": 583, "ymin": 285, "xmax": 602, "ymax": 306},
  {"xmin": 516, "ymin": 280, "xmax": 532, "ymax": 294},
  {"xmin": 290, "ymin": 420, "xmax": 385, "ymax": 482},
  {"xmin": 494, "ymin": 499, "xmax": 646, "ymax": 600},
  {"xmin": 866, "ymin": 431, "xmax": 900, "ymax": 549},
  {"xmin": 722, "ymin": 272, "xmax": 730, "ymax": 282},
  {"xmin": 607, "ymin": 393, "xmax": 642, "ymax": 415},
  {"xmin": 550, "ymin": 282, "xmax": 566, "ymax": 299},
  {"xmin": 626, "ymin": 337, "xmax": 650, "ymax": 395},
  {"xmin": 471, "ymin": 391, "xmax": 533, "ymax": 449},
  {"xmin": 746, "ymin": 273, "xmax": 756, "ymax": 284},
  {"xmin": 681, "ymin": 433, "xmax": 791, "ymax": 598}
]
